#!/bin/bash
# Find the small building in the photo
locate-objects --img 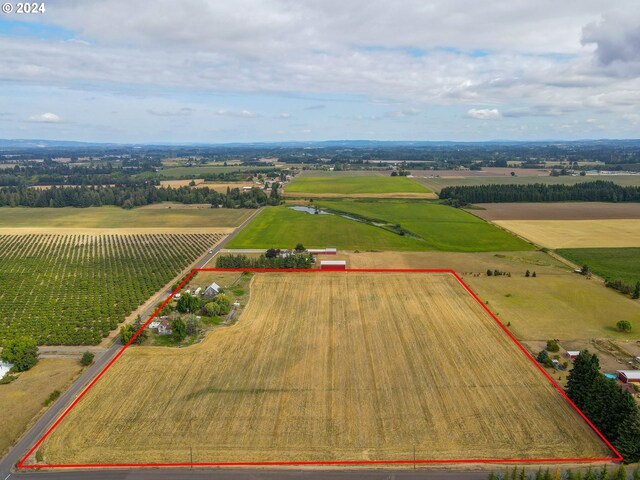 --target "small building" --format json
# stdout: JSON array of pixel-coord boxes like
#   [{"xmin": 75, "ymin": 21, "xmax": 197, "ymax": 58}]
[
  {"xmin": 203, "ymin": 282, "xmax": 221, "ymax": 298},
  {"xmin": 320, "ymin": 260, "xmax": 346, "ymax": 271},
  {"xmin": 193, "ymin": 287, "xmax": 202, "ymax": 296},
  {"xmin": 308, "ymin": 247, "xmax": 337, "ymax": 255},
  {"xmin": 158, "ymin": 319, "xmax": 172, "ymax": 336},
  {"xmin": 148, "ymin": 320, "xmax": 161, "ymax": 330},
  {"xmin": 616, "ymin": 370, "xmax": 640, "ymax": 384},
  {"xmin": 566, "ymin": 351, "xmax": 581, "ymax": 359}
]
